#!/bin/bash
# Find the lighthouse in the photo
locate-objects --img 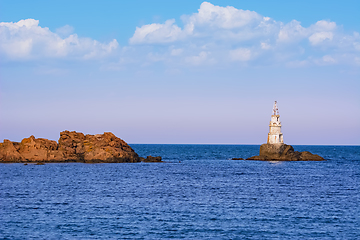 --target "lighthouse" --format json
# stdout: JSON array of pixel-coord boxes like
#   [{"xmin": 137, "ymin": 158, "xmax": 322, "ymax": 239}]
[{"xmin": 267, "ymin": 101, "xmax": 284, "ymax": 144}]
